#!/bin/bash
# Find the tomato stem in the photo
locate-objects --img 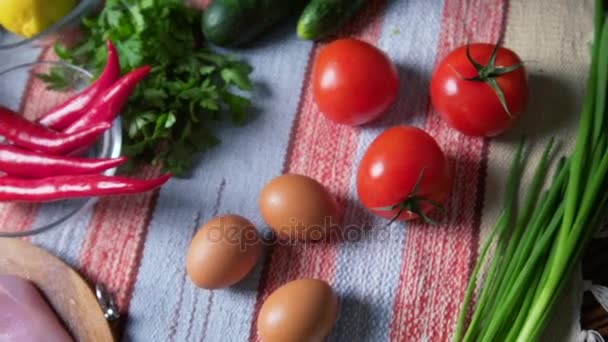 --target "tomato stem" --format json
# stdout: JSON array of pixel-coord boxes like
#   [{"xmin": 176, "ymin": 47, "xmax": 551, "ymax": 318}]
[
  {"xmin": 374, "ymin": 168, "xmax": 447, "ymax": 226},
  {"xmin": 463, "ymin": 44, "xmax": 523, "ymax": 118}
]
